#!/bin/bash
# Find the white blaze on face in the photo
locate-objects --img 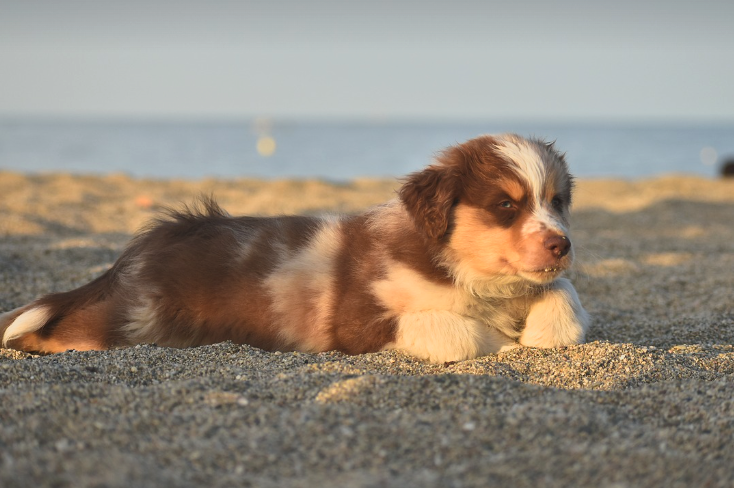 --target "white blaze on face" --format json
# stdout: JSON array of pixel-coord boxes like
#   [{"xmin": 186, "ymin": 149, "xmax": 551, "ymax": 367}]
[
  {"xmin": 524, "ymin": 205, "xmax": 569, "ymax": 238},
  {"xmin": 493, "ymin": 134, "xmax": 568, "ymax": 236},
  {"xmin": 493, "ymin": 135, "xmax": 547, "ymax": 207}
]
